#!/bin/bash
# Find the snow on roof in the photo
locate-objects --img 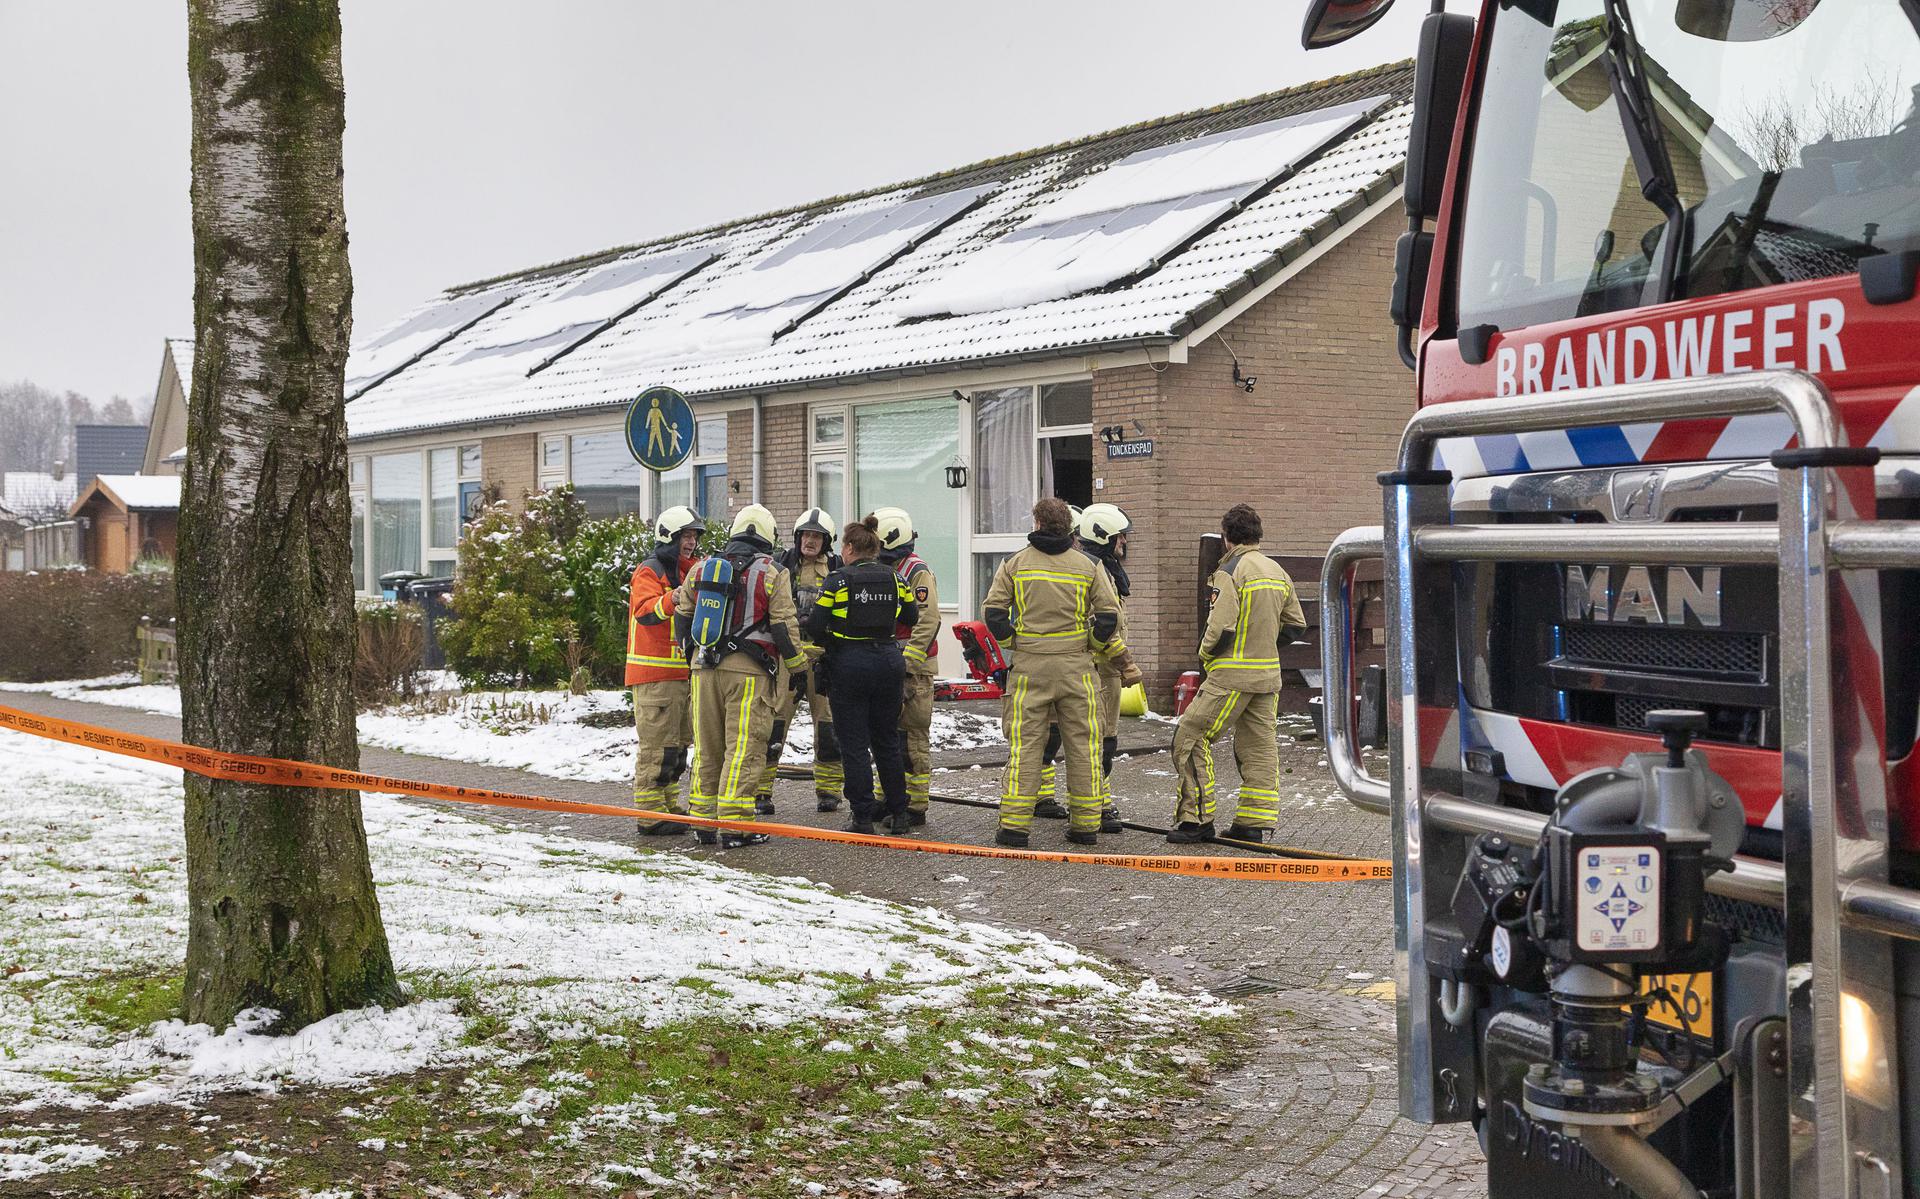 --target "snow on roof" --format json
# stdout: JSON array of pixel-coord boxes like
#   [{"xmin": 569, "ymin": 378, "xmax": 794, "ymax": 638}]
[
  {"xmin": 345, "ymin": 63, "xmax": 1412, "ymax": 441},
  {"xmin": 1, "ymin": 472, "xmax": 78, "ymax": 521},
  {"xmin": 90, "ymin": 475, "xmax": 182, "ymax": 512},
  {"xmin": 166, "ymin": 339, "xmax": 195, "ymax": 402}
]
